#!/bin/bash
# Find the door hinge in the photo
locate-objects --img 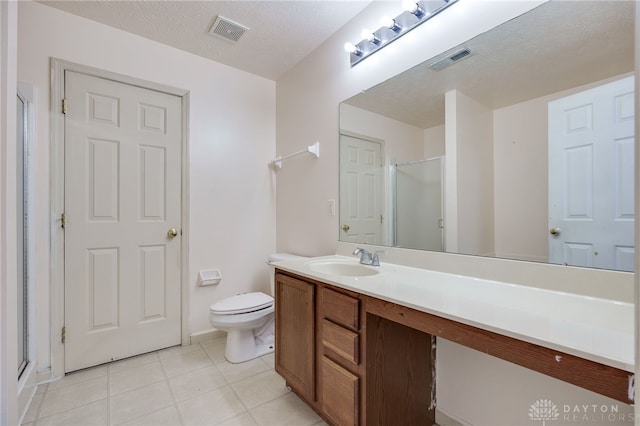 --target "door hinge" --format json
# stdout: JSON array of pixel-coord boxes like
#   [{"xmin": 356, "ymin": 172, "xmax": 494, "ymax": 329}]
[
  {"xmin": 62, "ymin": 99, "xmax": 67, "ymax": 115},
  {"xmin": 380, "ymin": 214, "xmax": 384, "ymax": 224},
  {"xmin": 61, "ymin": 212, "xmax": 66, "ymax": 229},
  {"xmin": 61, "ymin": 326, "xmax": 66, "ymax": 344}
]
